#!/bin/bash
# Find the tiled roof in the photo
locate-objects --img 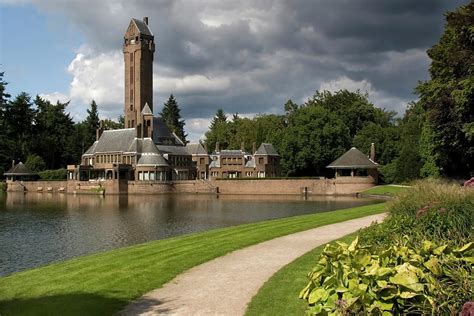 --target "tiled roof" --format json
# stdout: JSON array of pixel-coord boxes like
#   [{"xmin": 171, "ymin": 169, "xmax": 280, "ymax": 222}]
[
  {"xmin": 4, "ymin": 162, "xmax": 36, "ymax": 175},
  {"xmin": 327, "ymin": 147, "xmax": 379, "ymax": 169},
  {"xmin": 157, "ymin": 145, "xmax": 190, "ymax": 156},
  {"xmin": 132, "ymin": 18, "xmax": 153, "ymax": 37},
  {"xmin": 83, "ymin": 141, "xmax": 98, "ymax": 155},
  {"xmin": 186, "ymin": 143, "xmax": 208, "ymax": 155},
  {"xmin": 92, "ymin": 128, "xmax": 137, "ymax": 153},
  {"xmin": 137, "ymin": 154, "xmax": 169, "ymax": 166},
  {"xmin": 255, "ymin": 143, "xmax": 279, "ymax": 156}
]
